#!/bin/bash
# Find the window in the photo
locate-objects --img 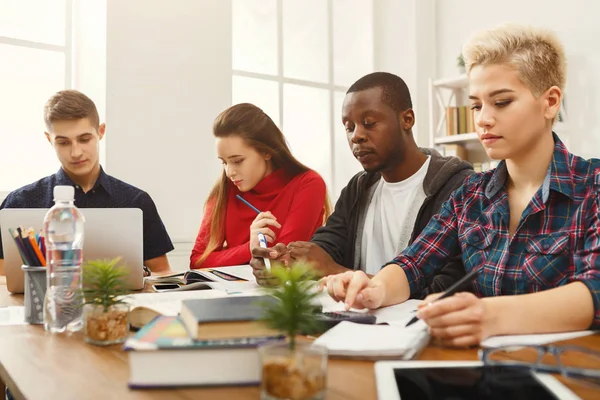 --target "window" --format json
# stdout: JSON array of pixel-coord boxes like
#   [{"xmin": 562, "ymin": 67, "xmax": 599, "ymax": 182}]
[
  {"xmin": 0, "ymin": 0, "xmax": 70, "ymax": 194},
  {"xmin": 0, "ymin": 0, "xmax": 106, "ymax": 200},
  {"xmin": 232, "ymin": 0, "xmax": 374, "ymax": 199}
]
